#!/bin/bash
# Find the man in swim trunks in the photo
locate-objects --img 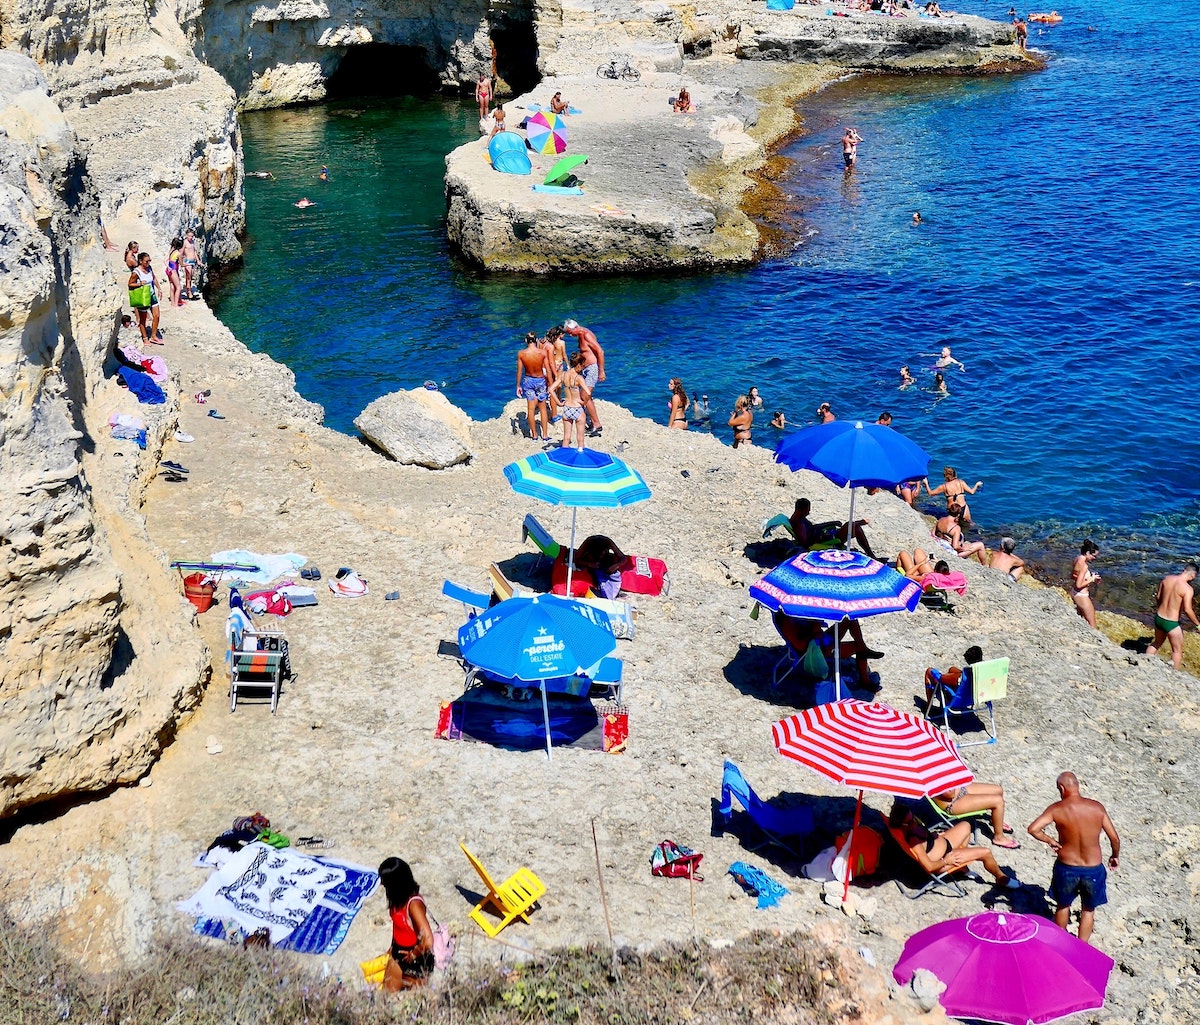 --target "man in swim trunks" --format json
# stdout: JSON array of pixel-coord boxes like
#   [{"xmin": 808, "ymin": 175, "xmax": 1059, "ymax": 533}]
[
  {"xmin": 564, "ymin": 319, "xmax": 605, "ymax": 437},
  {"xmin": 1145, "ymin": 562, "xmax": 1198, "ymax": 670},
  {"xmin": 181, "ymin": 229, "xmax": 202, "ymax": 299},
  {"xmin": 1014, "ymin": 16, "xmax": 1027, "ymax": 48},
  {"xmin": 841, "ymin": 127, "xmax": 862, "ymax": 169},
  {"xmin": 1027, "ymin": 772, "xmax": 1119, "ymax": 944},
  {"xmin": 989, "ymin": 536, "xmax": 1025, "ymax": 580},
  {"xmin": 516, "ymin": 331, "xmax": 551, "ymax": 442}
]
